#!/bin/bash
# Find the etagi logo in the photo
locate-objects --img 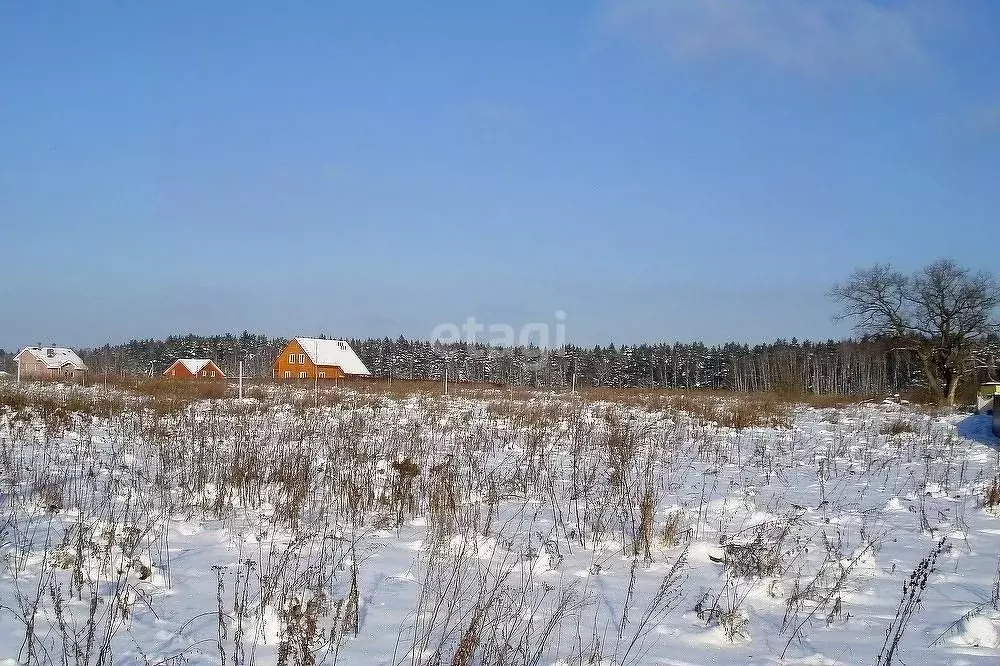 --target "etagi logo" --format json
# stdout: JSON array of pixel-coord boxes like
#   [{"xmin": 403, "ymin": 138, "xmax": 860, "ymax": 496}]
[{"xmin": 430, "ymin": 310, "xmax": 567, "ymax": 356}]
